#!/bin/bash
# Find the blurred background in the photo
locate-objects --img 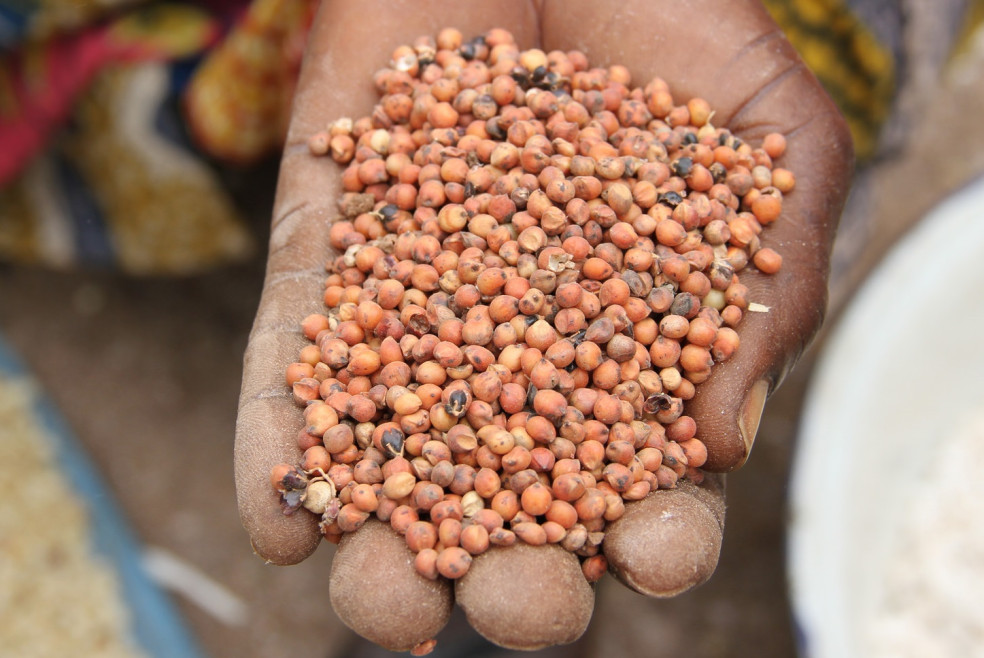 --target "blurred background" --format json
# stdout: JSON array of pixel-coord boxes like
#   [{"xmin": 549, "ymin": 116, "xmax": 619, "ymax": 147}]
[{"xmin": 2, "ymin": 1, "xmax": 983, "ymax": 656}]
